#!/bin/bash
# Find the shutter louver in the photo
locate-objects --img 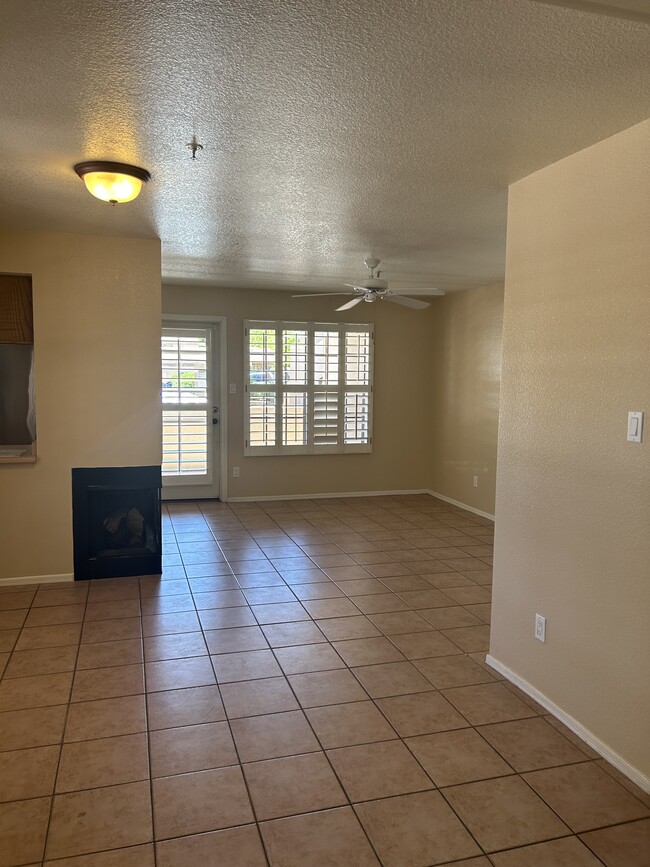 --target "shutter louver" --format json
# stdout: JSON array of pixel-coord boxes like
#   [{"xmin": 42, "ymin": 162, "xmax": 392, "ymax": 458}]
[{"xmin": 313, "ymin": 391, "xmax": 339, "ymax": 446}]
